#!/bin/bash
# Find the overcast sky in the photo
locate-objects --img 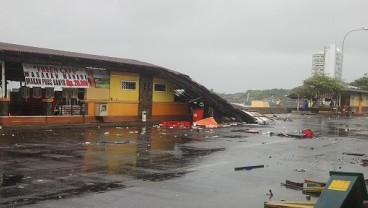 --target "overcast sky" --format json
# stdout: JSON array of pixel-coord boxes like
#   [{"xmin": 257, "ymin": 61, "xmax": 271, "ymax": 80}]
[{"xmin": 1, "ymin": 0, "xmax": 367, "ymax": 93}]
